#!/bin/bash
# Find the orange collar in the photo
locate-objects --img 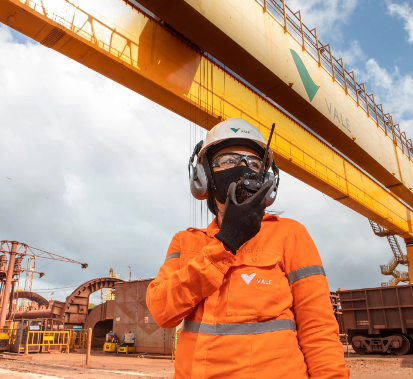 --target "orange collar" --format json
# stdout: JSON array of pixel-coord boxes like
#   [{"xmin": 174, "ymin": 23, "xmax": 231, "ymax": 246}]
[{"xmin": 186, "ymin": 214, "xmax": 279, "ymax": 237}]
